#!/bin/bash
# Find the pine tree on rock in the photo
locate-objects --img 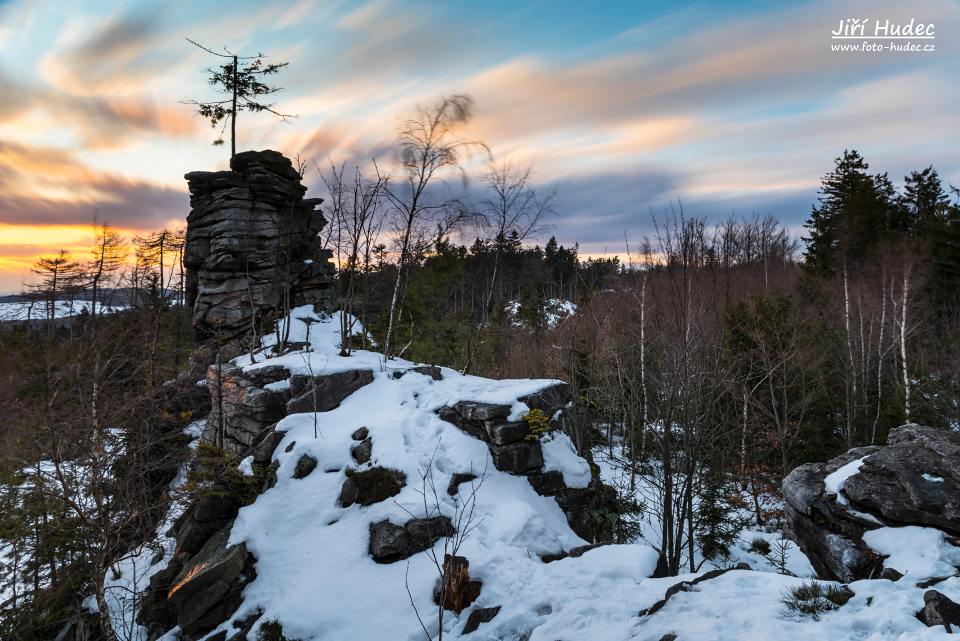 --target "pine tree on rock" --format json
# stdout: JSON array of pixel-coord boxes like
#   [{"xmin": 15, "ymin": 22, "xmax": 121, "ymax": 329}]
[{"xmin": 185, "ymin": 39, "xmax": 294, "ymax": 158}]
